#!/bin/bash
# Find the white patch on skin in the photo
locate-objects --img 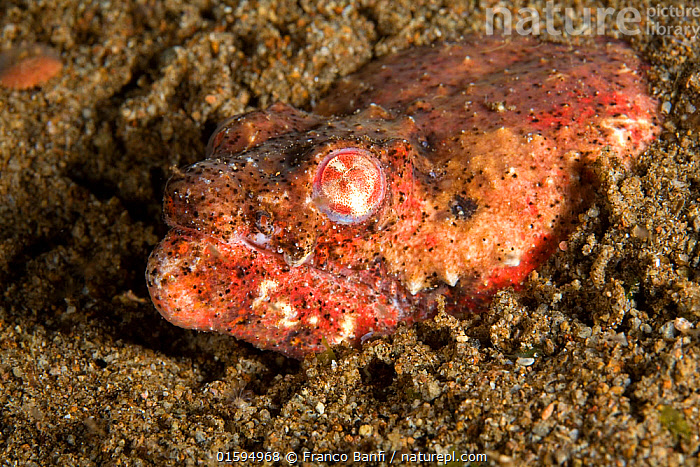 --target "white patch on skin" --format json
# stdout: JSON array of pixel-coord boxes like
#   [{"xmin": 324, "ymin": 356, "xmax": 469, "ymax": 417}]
[
  {"xmin": 252, "ymin": 279, "xmax": 278, "ymax": 309},
  {"xmin": 407, "ymin": 277, "xmax": 425, "ymax": 295},
  {"xmin": 276, "ymin": 301, "xmax": 299, "ymax": 328},
  {"xmin": 325, "ymin": 314, "xmax": 356, "ymax": 346},
  {"xmin": 443, "ymin": 269, "xmax": 460, "ymax": 287},
  {"xmin": 244, "ymin": 122, "xmax": 260, "ymax": 147},
  {"xmin": 307, "ymin": 315, "xmax": 318, "ymax": 326},
  {"xmin": 618, "ymin": 63, "xmax": 632, "ymax": 74},
  {"xmin": 503, "ymin": 251, "xmax": 522, "ymax": 267},
  {"xmin": 339, "ymin": 315, "xmax": 356, "ymax": 340},
  {"xmin": 600, "ymin": 116, "xmax": 648, "ymax": 149},
  {"xmin": 252, "ymin": 232, "xmax": 271, "ymax": 246}
]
